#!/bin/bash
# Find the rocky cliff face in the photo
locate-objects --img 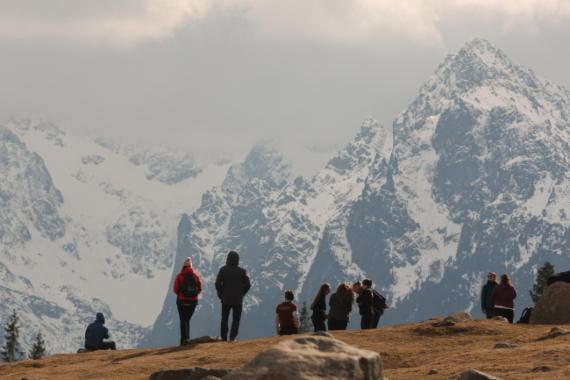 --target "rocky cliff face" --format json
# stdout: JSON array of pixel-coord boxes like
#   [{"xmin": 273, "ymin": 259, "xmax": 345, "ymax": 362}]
[{"xmin": 148, "ymin": 39, "xmax": 570, "ymax": 344}]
